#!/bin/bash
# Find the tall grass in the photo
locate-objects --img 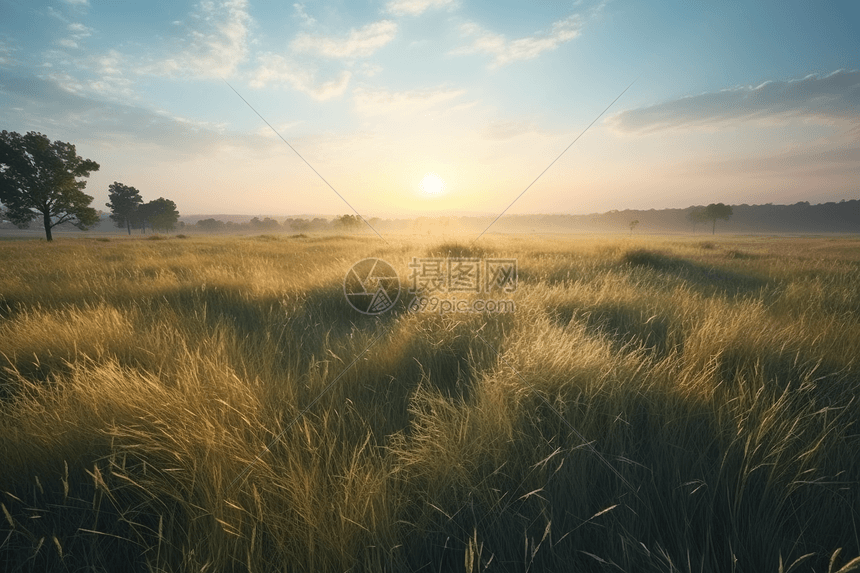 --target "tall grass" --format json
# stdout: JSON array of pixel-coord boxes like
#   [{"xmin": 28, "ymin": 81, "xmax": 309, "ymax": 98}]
[{"xmin": 1, "ymin": 234, "xmax": 859, "ymax": 572}]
